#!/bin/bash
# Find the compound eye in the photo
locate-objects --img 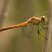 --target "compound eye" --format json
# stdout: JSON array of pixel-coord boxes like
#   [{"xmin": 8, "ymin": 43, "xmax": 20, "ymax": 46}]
[{"xmin": 41, "ymin": 16, "xmax": 45, "ymax": 21}]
